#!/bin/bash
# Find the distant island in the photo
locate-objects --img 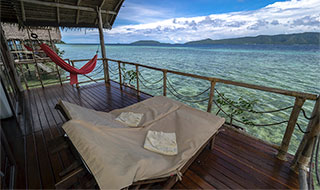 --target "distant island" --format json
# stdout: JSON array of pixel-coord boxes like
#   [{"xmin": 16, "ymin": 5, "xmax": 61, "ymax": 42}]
[
  {"xmin": 130, "ymin": 40, "xmax": 170, "ymax": 45},
  {"xmin": 129, "ymin": 32, "xmax": 319, "ymax": 46}
]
